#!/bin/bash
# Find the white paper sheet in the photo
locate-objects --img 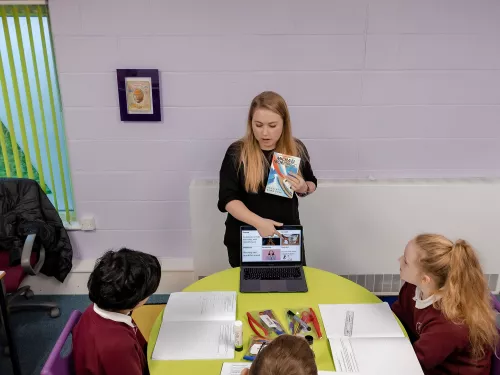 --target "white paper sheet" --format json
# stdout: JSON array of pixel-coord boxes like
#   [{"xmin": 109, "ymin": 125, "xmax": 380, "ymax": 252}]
[
  {"xmin": 329, "ymin": 337, "xmax": 423, "ymax": 374},
  {"xmin": 162, "ymin": 291, "xmax": 237, "ymax": 322},
  {"xmin": 319, "ymin": 303, "xmax": 423, "ymax": 374},
  {"xmin": 152, "ymin": 291, "xmax": 237, "ymax": 361},
  {"xmin": 220, "ymin": 363, "xmax": 250, "ymax": 375},
  {"xmin": 220, "ymin": 363, "xmax": 335, "ymax": 375},
  {"xmin": 153, "ymin": 321, "xmax": 235, "ymax": 360},
  {"xmin": 318, "ymin": 303, "xmax": 404, "ymax": 339}
]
